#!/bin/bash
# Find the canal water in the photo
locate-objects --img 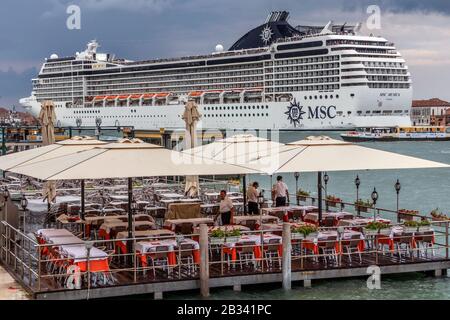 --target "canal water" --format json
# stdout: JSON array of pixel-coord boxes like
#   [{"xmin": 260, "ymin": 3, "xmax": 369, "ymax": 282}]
[{"xmin": 165, "ymin": 131, "xmax": 450, "ymax": 300}]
